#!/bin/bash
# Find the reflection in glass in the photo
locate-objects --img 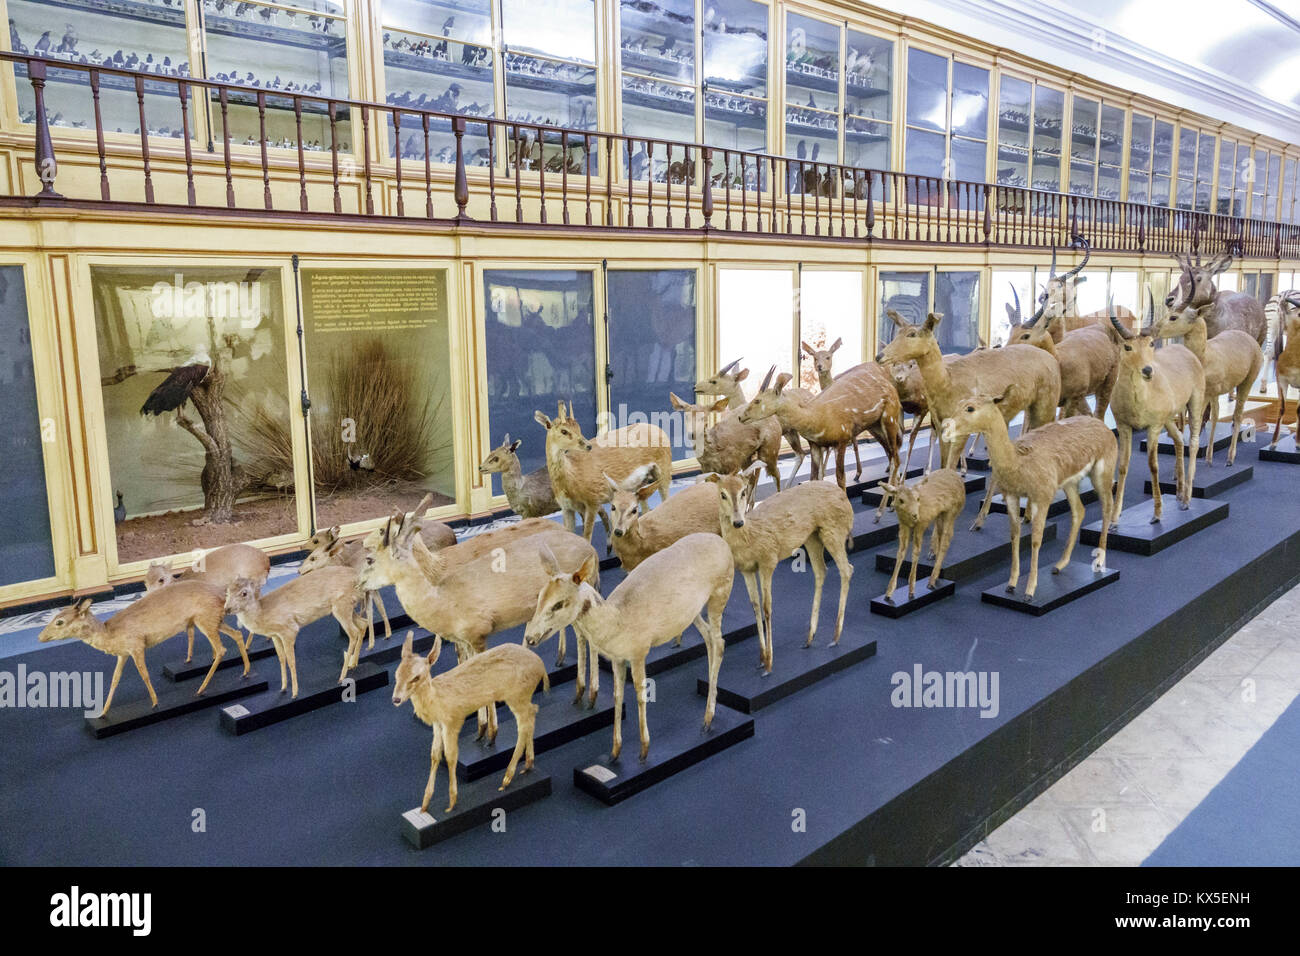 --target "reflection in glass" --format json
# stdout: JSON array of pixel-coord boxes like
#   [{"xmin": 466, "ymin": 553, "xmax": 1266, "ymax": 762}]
[
  {"xmin": 990, "ymin": 270, "xmax": 1033, "ymax": 346},
  {"xmin": 1128, "ymin": 112, "xmax": 1152, "ymax": 202},
  {"xmin": 0, "ymin": 267, "xmax": 55, "ymax": 587},
  {"xmin": 704, "ymin": 0, "xmax": 768, "ymax": 171},
  {"xmin": 950, "ymin": 63, "xmax": 988, "ymax": 139},
  {"xmin": 385, "ymin": 0, "xmax": 492, "ymax": 47},
  {"xmin": 502, "ymin": 0, "xmax": 595, "ymax": 63},
  {"xmin": 997, "ymin": 76, "xmax": 1031, "ymax": 188},
  {"xmin": 92, "ymin": 266, "xmax": 296, "ymax": 563},
  {"xmin": 905, "ymin": 48, "xmax": 947, "ymax": 132},
  {"xmin": 934, "ymin": 272, "xmax": 981, "ymax": 355},
  {"xmin": 483, "ymin": 270, "xmax": 596, "ymax": 482},
  {"xmin": 301, "ymin": 270, "xmax": 455, "ymax": 529},
  {"xmin": 1031, "ymin": 86, "xmax": 1063, "ymax": 191},
  {"xmin": 1217, "ymin": 139, "xmax": 1237, "ymax": 215},
  {"xmin": 621, "ymin": 0, "xmax": 695, "ymax": 179},
  {"xmin": 845, "ymin": 30, "xmax": 893, "ymax": 192},
  {"xmin": 607, "ymin": 271, "xmax": 697, "ymax": 461},
  {"xmin": 786, "ymin": 13, "xmax": 839, "ymax": 171},
  {"xmin": 905, "ymin": 127, "xmax": 945, "ymax": 178},
  {"xmin": 878, "ymin": 271, "xmax": 931, "ymax": 348}
]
